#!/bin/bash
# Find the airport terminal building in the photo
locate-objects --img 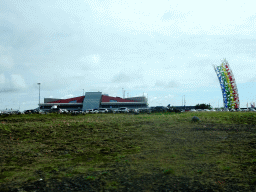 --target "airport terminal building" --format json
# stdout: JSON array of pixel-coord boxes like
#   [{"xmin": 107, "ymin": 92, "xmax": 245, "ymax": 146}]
[{"xmin": 39, "ymin": 92, "xmax": 148, "ymax": 111}]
